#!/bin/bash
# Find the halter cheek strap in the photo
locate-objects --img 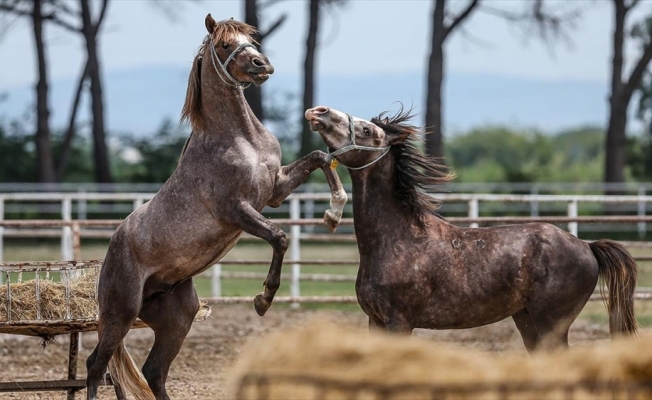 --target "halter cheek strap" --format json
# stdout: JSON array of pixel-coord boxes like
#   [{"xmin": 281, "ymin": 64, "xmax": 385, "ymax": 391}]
[
  {"xmin": 326, "ymin": 113, "xmax": 391, "ymax": 171},
  {"xmin": 207, "ymin": 35, "xmax": 255, "ymax": 89}
]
